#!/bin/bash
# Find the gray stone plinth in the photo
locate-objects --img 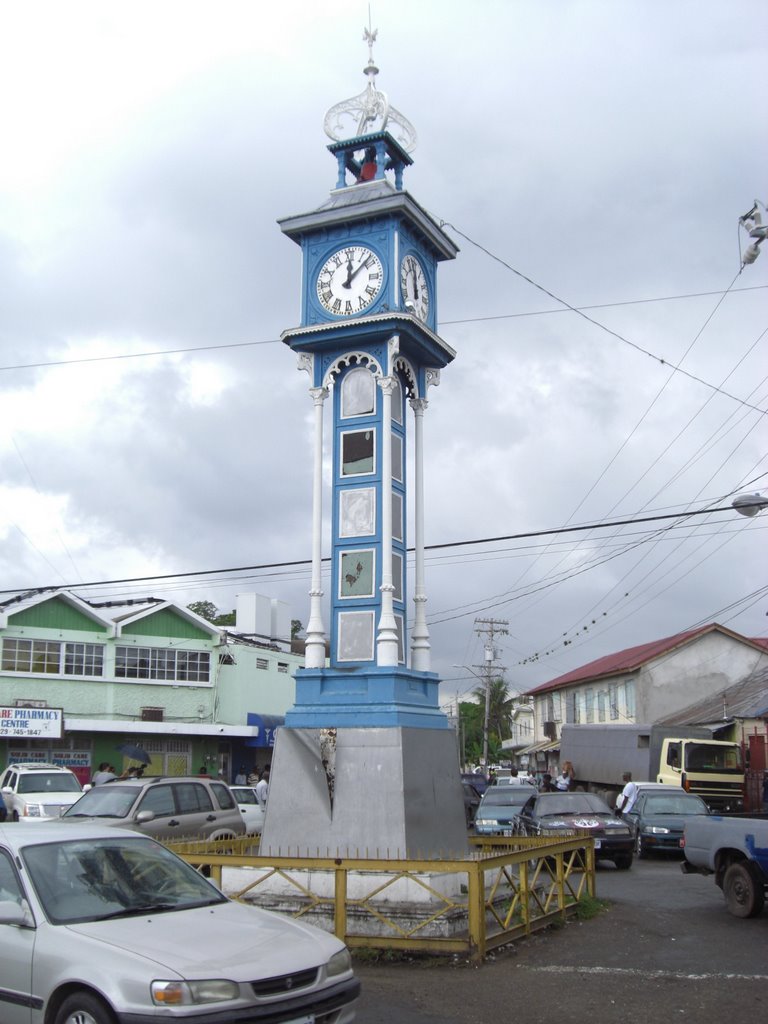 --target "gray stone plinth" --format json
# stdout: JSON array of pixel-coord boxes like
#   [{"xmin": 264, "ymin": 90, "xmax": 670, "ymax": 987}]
[{"xmin": 260, "ymin": 726, "xmax": 469, "ymax": 858}]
